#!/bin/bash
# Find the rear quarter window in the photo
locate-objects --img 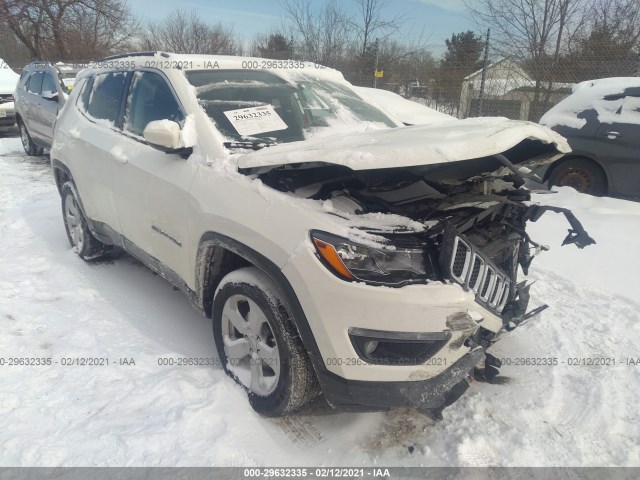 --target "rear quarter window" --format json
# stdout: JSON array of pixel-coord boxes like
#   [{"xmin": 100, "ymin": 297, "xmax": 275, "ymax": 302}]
[{"xmin": 80, "ymin": 72, "xmax": 128, "ymax": 125}]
